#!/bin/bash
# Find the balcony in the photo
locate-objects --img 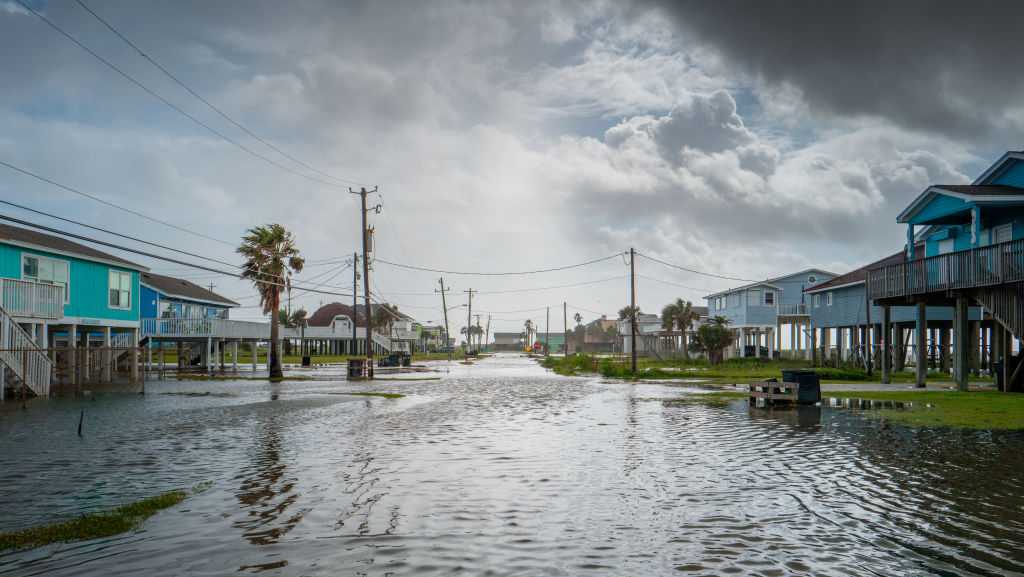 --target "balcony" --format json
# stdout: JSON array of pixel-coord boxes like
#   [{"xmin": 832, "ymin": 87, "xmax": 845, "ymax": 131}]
[
  {"xmin": 777, "ymin": 303, "xmax": 808, "ymax": 316},
  {"xmin": 141, "ymin": 317, "xmax": 272, "ymax": 340},
  {"xmin": 867, "ymin": 238, "xmax": 1024, "ymax": 300},
  {"xmin": 1, "ymin": 278, "xmax": 63, "ymax": 319}
]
